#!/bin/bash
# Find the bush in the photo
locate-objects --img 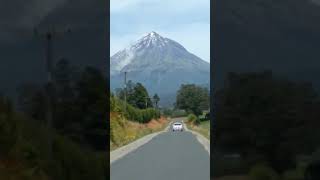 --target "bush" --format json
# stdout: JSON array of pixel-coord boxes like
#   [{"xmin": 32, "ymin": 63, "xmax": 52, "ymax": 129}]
[
  {"xmin": 187, "ymin": 114, "xmax": 200, "ymax": 125},
  {"xmin": 213, "ymin": 151, "xmax": 249, "ymax": 177},
  {"xmin": 283, "ymin": 168, "xmax": 305, "ymax": 180},
  {"xmin": 113, "ymin": 96, "xmax": 160, "ymax": 123},
  {"xmin": 187, "ymin": 114, "xmax": 197, "ymax": 122},
  {"xmin": 0, "ymin": 110, "xmax": 106, "ymax": 180},
  {"xmin": 249, "ymin": 164, "xmax": 280, "ymax": 180}
]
